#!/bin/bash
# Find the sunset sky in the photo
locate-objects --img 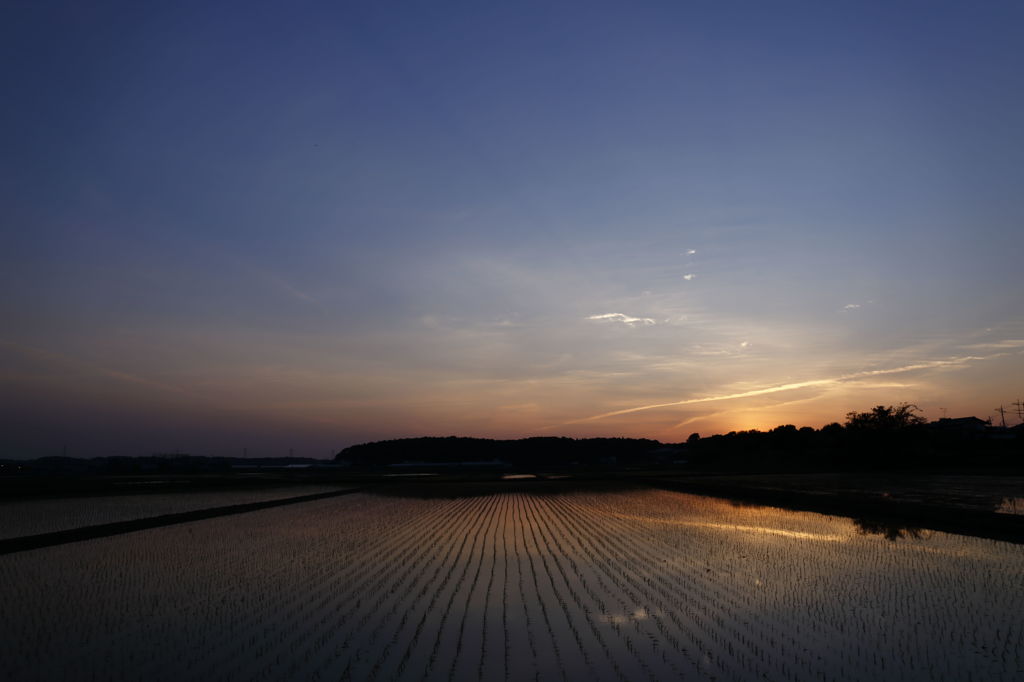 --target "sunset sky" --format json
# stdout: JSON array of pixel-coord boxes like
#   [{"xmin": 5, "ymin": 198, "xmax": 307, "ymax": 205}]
[{"xmin": 3, "ymin": 1, "xmax": 1023, "ymax": 458}]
